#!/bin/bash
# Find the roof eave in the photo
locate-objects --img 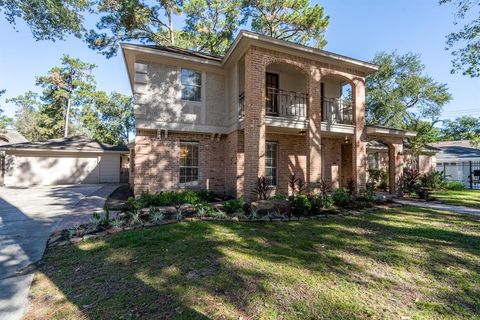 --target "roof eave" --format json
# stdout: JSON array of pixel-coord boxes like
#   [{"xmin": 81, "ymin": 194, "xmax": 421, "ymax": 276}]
[
  {"xmin": 0, "ymin": 147, "xmax": 128, "ymax": 153},
  {"xmin": 366, "ymin": 125, "xmax": 417, "ymax": 138},
  {"xmin": 223, "ymin": 30, "xmax": 379, "ymax": 74}
]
